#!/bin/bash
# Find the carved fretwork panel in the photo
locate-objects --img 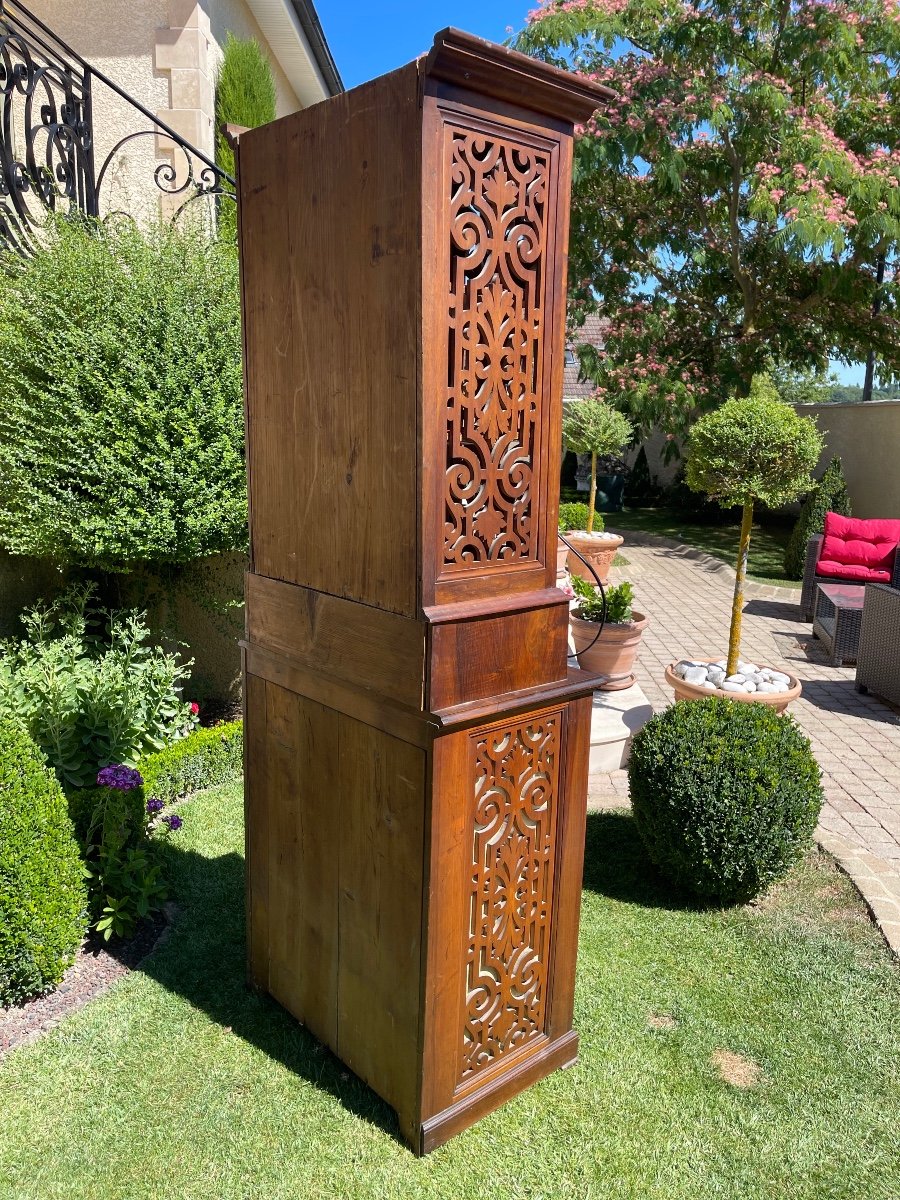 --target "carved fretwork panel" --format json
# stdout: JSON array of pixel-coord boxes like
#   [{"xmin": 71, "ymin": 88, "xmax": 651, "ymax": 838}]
[
  {"xmin": 442, "ymin": 122, "xmax": 553, "ymax": 573},
  {"xmin": 460, "ymin": 711, "xmax": 561, "ymax": 1084}
]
